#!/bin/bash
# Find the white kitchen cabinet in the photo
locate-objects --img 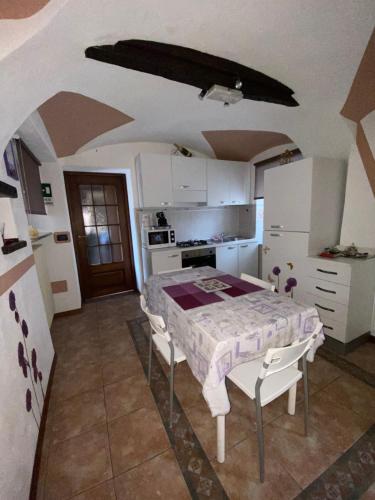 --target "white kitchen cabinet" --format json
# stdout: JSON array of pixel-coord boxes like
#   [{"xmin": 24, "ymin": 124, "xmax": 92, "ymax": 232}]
[
  {"xmin": 136, "ymin": 154, "xmax": 173, "ymax": 208},
  {"xmin": 207, "ymin": 160, "xmax": 250, "ymax": 206},
  {"xmin": 238, "ymin": 242, "xmax": 258, "ymax": 277},
  {"xmin": 216, "ymin": 244, "xmax": 239, "ymax": 276},
  {"xmin": 151, "ymin": 249, "xmax": 182, "ymax": 274},
  {"xmin": 172, "ymin": 156, "xmax": 206, "ymax": 191}
]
